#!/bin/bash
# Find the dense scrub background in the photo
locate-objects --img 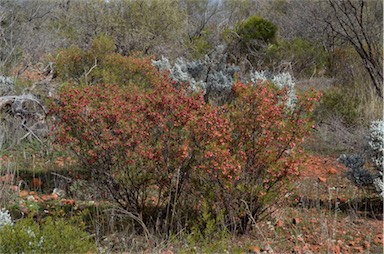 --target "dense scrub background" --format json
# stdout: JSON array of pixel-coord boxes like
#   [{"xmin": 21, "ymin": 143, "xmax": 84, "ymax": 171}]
[{"xmin": 0, "ymin": 0, "xmax": 382, "ymax": 253}]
